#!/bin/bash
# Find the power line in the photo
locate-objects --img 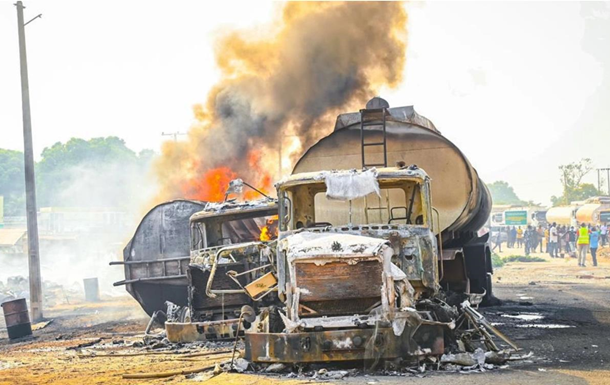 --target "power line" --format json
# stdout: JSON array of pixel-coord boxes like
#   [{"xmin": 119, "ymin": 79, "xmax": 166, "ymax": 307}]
[{"xmin": 161, "ymin": 131, "xmax": 186, "ymax": 141}]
